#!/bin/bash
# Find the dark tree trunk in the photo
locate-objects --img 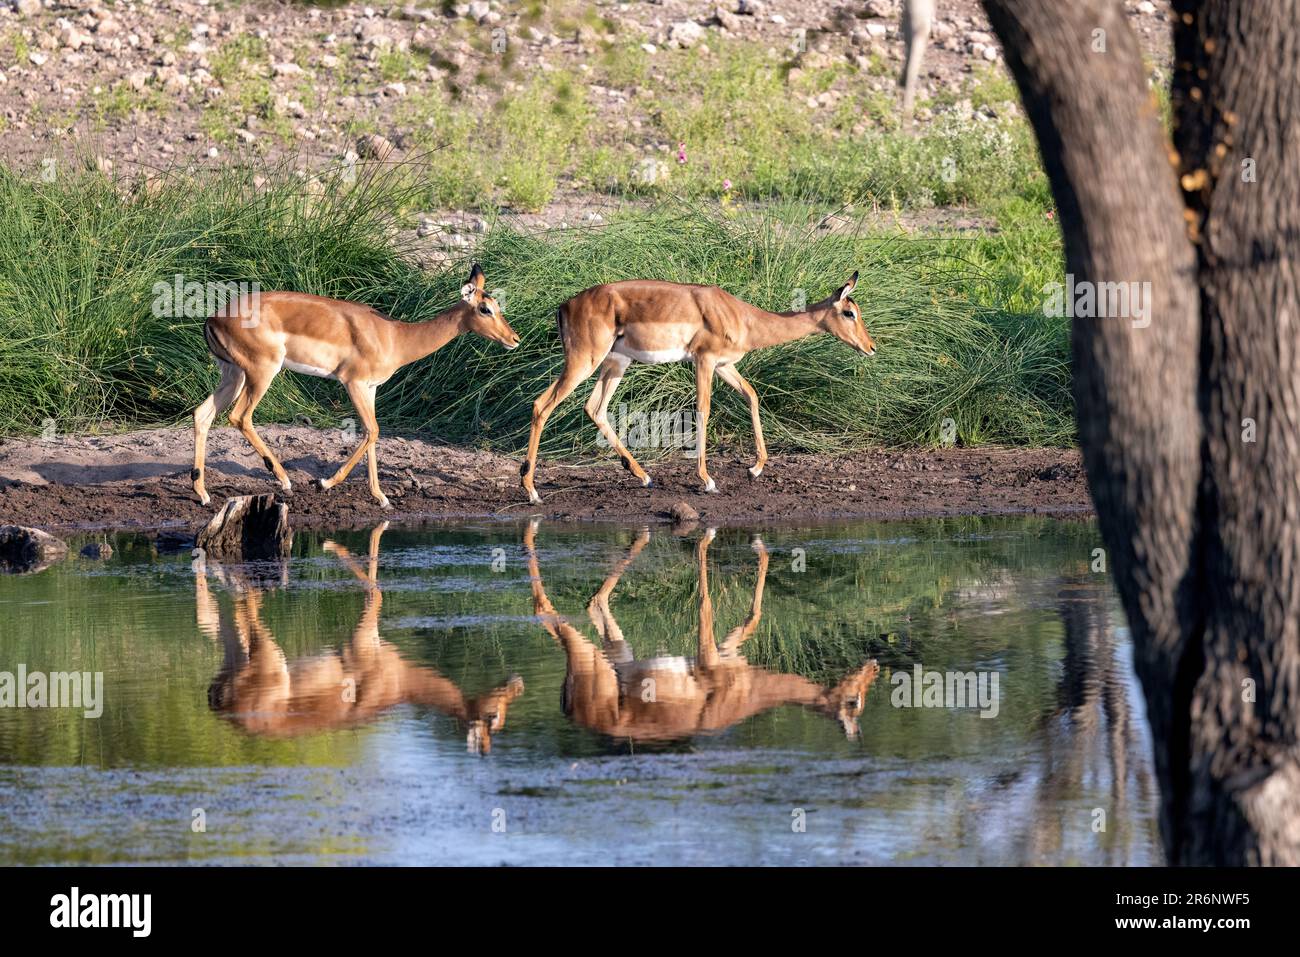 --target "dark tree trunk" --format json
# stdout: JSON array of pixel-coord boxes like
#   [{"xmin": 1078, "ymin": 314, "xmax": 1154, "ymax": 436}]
[{"xmin": 984, "ymin": 0, "xmax": 1300, "ymax": 864}]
